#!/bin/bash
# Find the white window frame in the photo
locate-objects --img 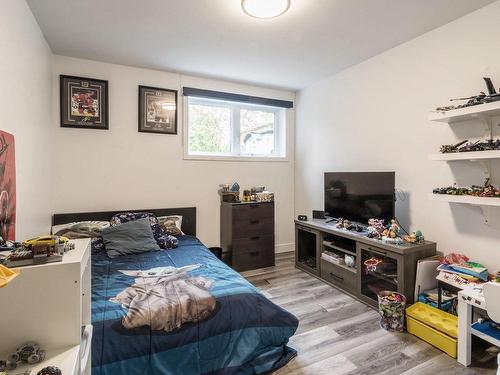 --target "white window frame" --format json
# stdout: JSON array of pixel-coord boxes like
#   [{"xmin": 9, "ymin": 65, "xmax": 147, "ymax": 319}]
[{"xmin": 183, "ymin": 96, "xmax": 288, "ymax": 162}]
